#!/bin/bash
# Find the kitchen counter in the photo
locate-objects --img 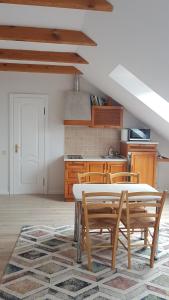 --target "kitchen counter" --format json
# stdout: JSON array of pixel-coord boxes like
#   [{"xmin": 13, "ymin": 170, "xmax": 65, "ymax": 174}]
[
  {"xmin": 64, "ymin": 155, "xmax": 127, "ymax": 162},
  {"xmin": 121, "ymin": 141, "xmax": 159, "ymax": 144}
]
